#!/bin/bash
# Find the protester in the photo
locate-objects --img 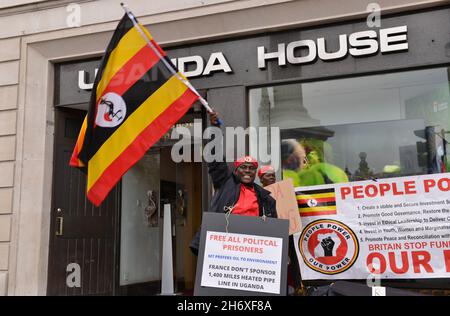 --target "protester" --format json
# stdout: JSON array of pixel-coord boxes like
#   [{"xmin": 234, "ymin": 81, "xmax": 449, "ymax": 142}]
[
  {"xmin": 258, "ymin": 165, "xmax": 276, "ymax": 187},
  {"xmin": 189, "ymin": 111, "xmax": 277, "ymax": 255}
]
